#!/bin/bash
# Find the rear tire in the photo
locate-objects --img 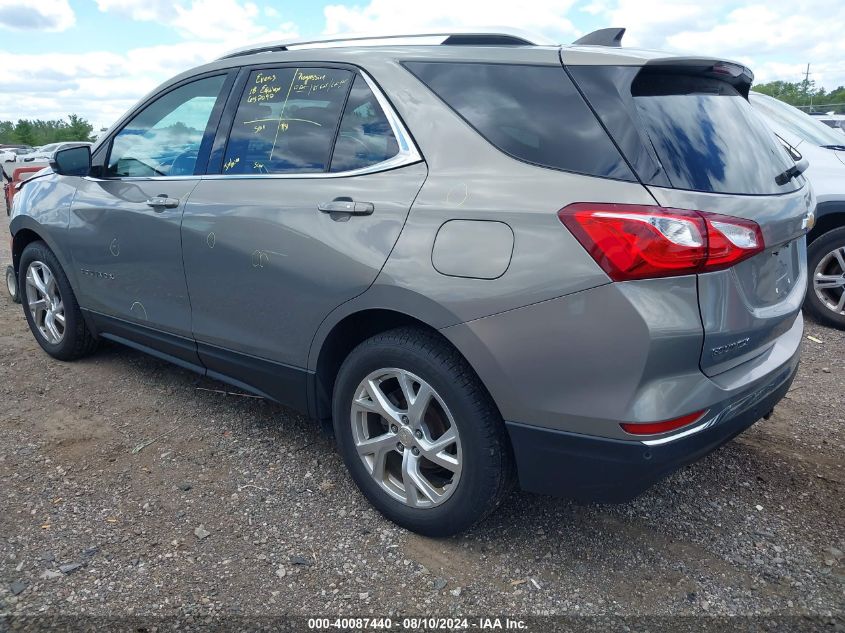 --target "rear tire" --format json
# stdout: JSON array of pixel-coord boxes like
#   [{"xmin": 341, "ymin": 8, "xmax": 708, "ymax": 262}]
[
  {"xmin": 19, "ymin": 241, "xmax": 98, "ymax": 360},
  {"xmin": 805, "ymin": 227, "xmax": 845, "ymax": 329},
  {"xmin": 332, "ymin": 327, "xmax": 513, "ymax": 536}
]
